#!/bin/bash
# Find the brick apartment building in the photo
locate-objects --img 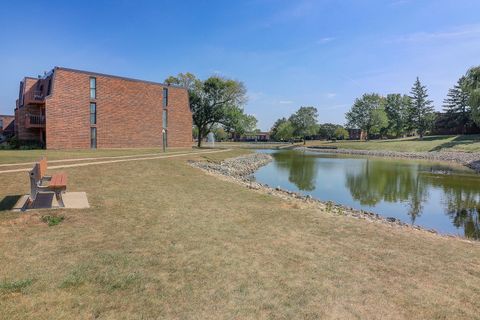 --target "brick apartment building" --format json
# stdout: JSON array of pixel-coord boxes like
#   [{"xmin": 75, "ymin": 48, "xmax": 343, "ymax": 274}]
[
  {"xmin": 0, "ymin": 114, "xmax": 15, "ymax": 142},
  {"xmin": 14, "ymin": 67, "xmax": 192, "ymax": 149}
]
